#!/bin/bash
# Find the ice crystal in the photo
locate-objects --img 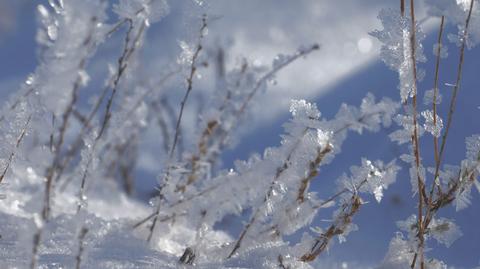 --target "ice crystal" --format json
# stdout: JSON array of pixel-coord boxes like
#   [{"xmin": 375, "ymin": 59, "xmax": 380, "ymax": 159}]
[
  {"xmin": 466, "ymin": 134, "xmax": 480, "ymax": 161},
  {"xmin": 425, "ymin": 0, "xmax": 480, "ymax": 48},
  {"xmin": 390, "ymin": 114, "xmax": 425, "ymax": 145},
  {"xmin": 409, "ymin": 165, "xmax": 426, "ymax": 195},
  {"xmin": 377, "ymin": 233, "xmax": 414, "ymax": 269},
  {"xmin": 177, "ymin": 40, "xmax": 195, "ymax": 66},
  {"xmin": 454, "ymin": 181, "xmax": 473, "ymax": 211},
  {"xmin": 370, "ymin": 8, "xmax": 426, "ymax": 102},
  {"xmin": 337, "ymin": 159, "xmax": 399, "ymax": 203},
  {"xmin": 289, "ymin": 99, "xmax": 320, "ymax": 120},
  {"xmin": 433, "ymin": 43, "xmax": 449, "ymax": 58},
  {"xmin": 422, "ymin": 110, "xmax": 443, "ymax": 138},
  {"xmin": 423, "ymin": 88, "xmax": 442, "ymax": 105},
  {"xmin": 114, "ymin": 0, "xmax": 169, "ymax": 23},
  {"xmin": 429, "ymin": 218, "xmax": 463, "ymax": 247}
]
